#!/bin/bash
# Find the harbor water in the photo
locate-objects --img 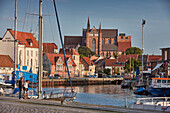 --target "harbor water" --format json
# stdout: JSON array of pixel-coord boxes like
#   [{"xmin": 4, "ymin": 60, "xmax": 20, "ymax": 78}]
[{"xmin": 43, "ymin": 85, "xmax": 148, "ymax": 107}]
